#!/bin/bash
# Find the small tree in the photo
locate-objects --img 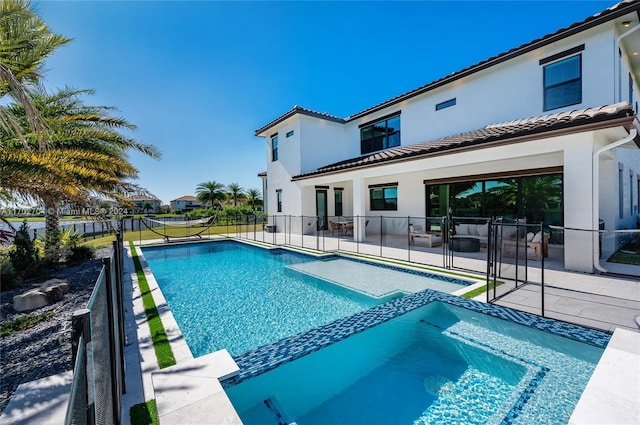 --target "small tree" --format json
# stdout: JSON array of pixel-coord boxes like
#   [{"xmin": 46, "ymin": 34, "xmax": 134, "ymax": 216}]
[
  {"xmin": 142, "ymin": 201, "xmax": 153, "ymax": 215},
  {"xmin": 9, "ymin": 220, "xmax": 38, "ymax": 276}
]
